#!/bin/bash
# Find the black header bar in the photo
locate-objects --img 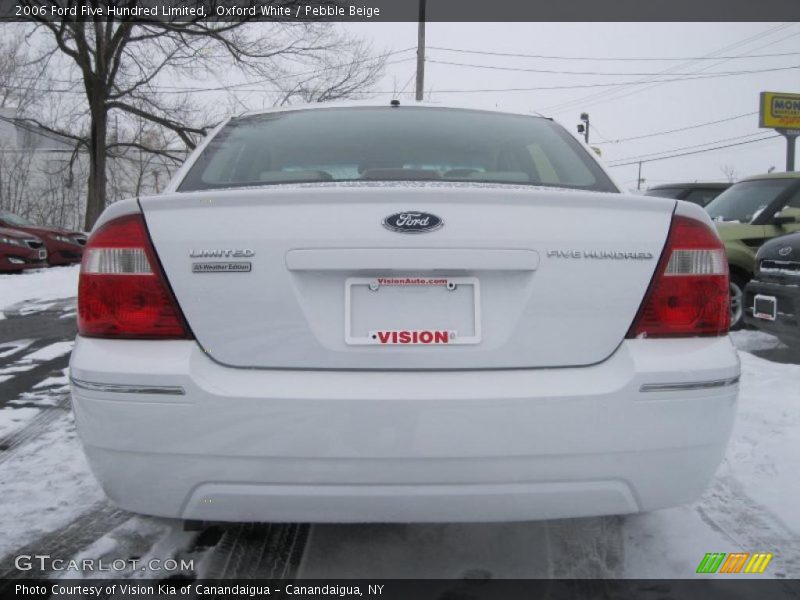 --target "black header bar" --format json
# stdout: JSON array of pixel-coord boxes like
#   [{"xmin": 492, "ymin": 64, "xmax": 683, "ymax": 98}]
[{"xmin": 1, "ymin": 0, "xmax": 799, "ymax": 22}]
